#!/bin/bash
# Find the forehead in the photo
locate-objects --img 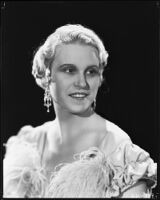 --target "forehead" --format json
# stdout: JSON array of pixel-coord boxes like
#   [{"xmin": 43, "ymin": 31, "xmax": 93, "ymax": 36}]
[{"xmin": 54, "ymin": 43, "xmax": 100, "ymax": 66}]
